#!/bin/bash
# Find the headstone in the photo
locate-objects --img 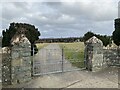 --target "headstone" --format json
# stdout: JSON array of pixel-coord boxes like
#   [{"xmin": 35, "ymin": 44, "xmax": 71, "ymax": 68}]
[{"xmin": 85, "ymin": 36, "xmax": 104, "ymax": 72}]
